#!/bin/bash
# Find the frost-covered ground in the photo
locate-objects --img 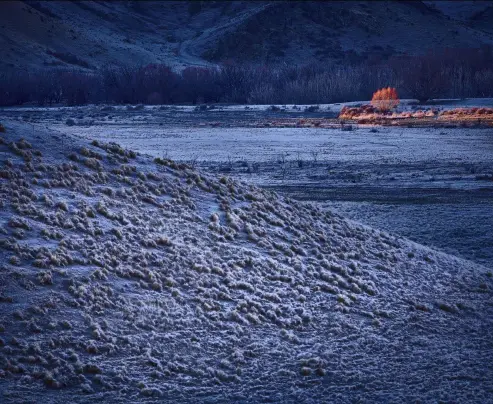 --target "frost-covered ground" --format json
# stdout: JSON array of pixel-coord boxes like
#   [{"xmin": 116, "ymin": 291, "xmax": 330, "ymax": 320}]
[
  {"xmin": 0, "ymin": 121, "xmax": 492, "ymax": 403},
  {"xmin": 2, "ymin": 101, "xmax": 491, "ymax": 267}
]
